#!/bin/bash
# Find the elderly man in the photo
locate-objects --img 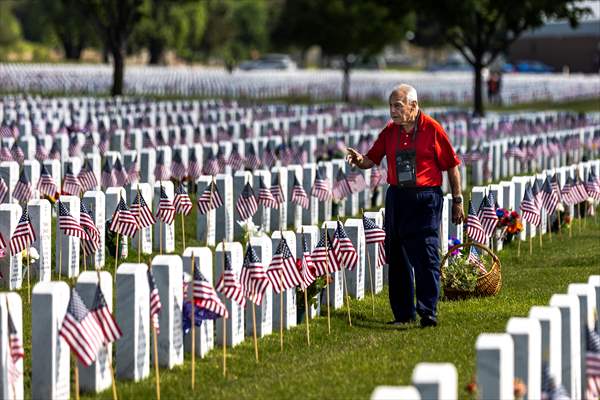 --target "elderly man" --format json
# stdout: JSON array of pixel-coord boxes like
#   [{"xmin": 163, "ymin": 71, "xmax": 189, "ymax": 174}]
[{"xmin": 346, "ymin": 84, "xmax": 464, "ymax": 327}]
